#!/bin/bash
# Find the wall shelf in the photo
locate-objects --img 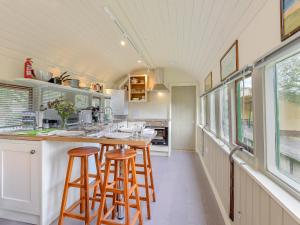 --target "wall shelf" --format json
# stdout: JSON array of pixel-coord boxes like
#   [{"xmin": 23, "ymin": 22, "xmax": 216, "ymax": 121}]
[
  {"xmin": 14, "ymin": 78, "xmax": 110, "ymax": 98},
  {"xmin": 128, "ymin": 74, "xmax": 148, "ymax": 102}
]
